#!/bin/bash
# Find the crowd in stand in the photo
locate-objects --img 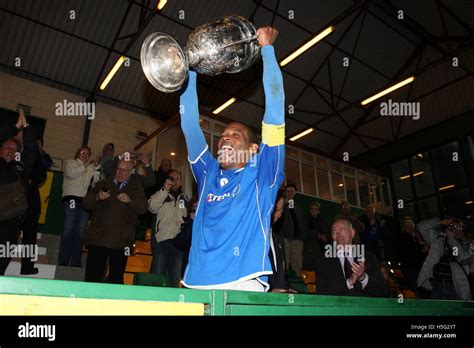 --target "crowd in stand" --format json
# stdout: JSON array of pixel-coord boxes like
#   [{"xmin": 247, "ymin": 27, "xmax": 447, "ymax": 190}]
[{"xmin": 1, "ymin": 110, "xmax": 473, "ymax": 301}]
